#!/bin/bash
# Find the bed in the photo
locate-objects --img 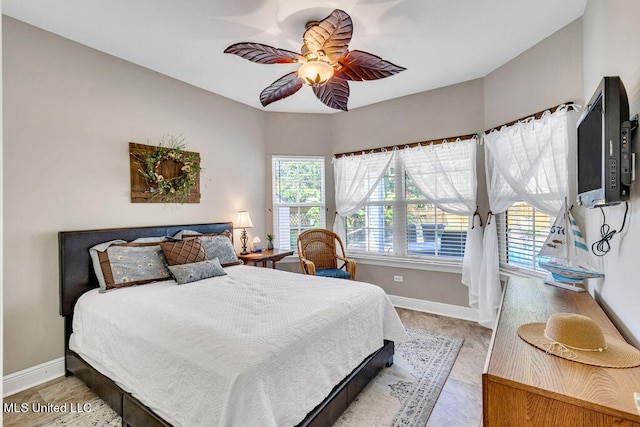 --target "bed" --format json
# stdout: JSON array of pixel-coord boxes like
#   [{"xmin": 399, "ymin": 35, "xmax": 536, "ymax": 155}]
[{"xmin": 59, "ymin": 222, "xmax": 406, "ymax": 426}]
